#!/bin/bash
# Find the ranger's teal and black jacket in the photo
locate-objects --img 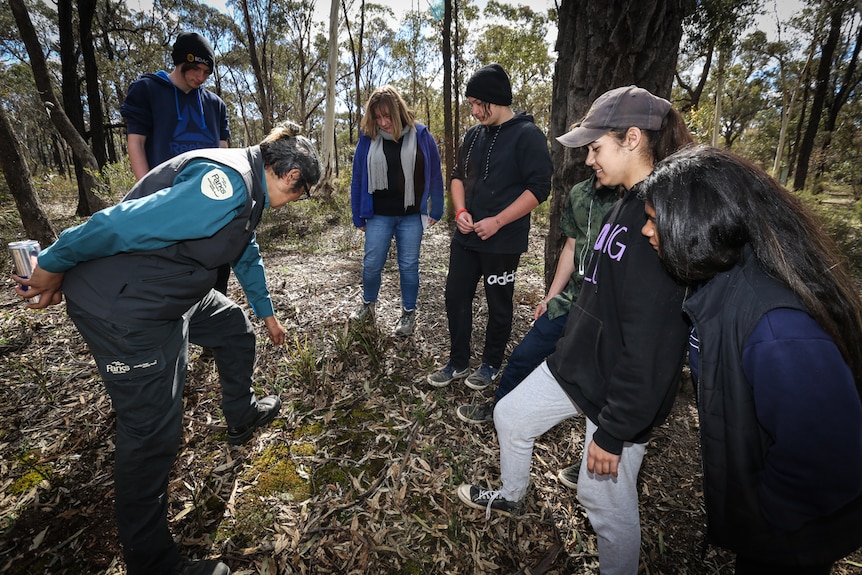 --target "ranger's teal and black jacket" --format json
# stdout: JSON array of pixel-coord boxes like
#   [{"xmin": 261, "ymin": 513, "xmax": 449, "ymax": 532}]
[{"xmin": 38, "ymin": 147, "xmax": 274, "ymax": 322}]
